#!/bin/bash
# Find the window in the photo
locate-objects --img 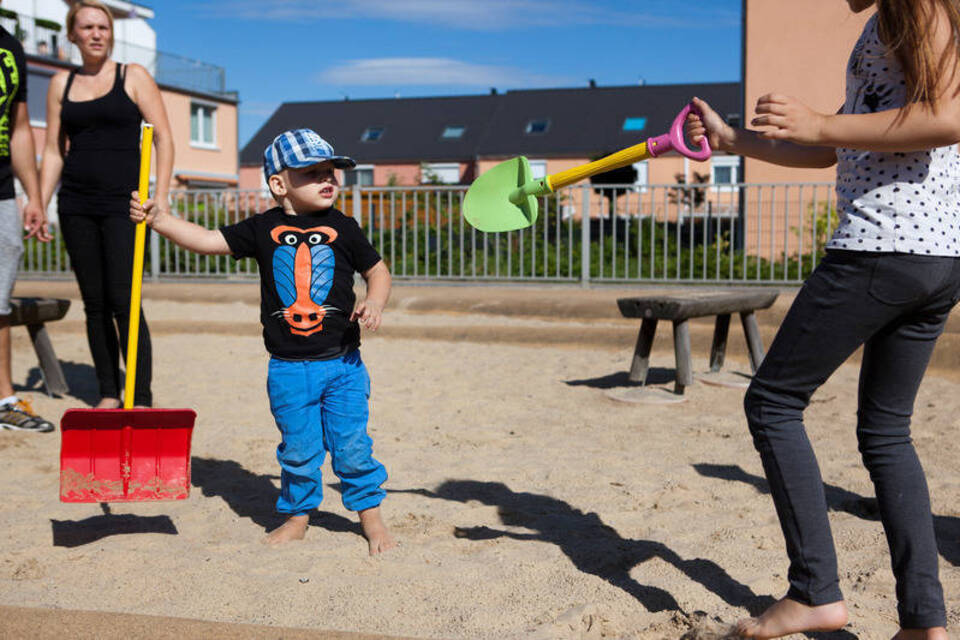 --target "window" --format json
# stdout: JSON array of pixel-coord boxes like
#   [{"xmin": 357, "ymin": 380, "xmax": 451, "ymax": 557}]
[
  {"xmin": 190, "ymin": 102, "xmax": 217, "ymax": 147},
  {"xmin": 361, "ymin": 127, "xmax": 384, "ymax": 142},
  {"xmin": 343, "ymin": 165, "xmax": 374, "ymax": 187},
  {"xmin": 441, "ymin": 125, "xmax": 465, "ymax": 139},
  {"xmin": 622, "ymin": 117, "xmax": 647, "ymax": 132},
  {"xmin": 525, "ymin": 119, "xmax": 550, "ymax": 135},
  {"xmin": 421, "ymin": 163, "xmax": 460, "ymax": 184},
  {"xmin": 711, "ymin": 155, "xmax": 740, "ymax": 191},
  {"xmin": 633, "ymin": 161, "xmax": 649, "ymax": 193},
  {"xmin": 527, "ymin": 160, "xmax": 547, "ymax": 180}
]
